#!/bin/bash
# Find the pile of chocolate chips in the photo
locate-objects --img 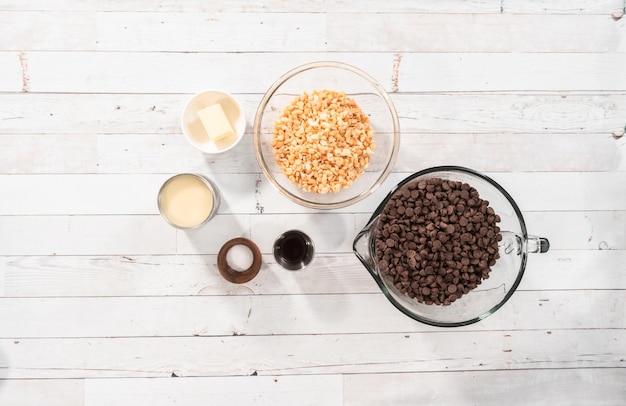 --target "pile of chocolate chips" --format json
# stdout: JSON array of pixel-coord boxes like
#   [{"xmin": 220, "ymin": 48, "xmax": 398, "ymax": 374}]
[{"xmin": 374, "ymin": 177, "xmax": 502, "ymax": 306}]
